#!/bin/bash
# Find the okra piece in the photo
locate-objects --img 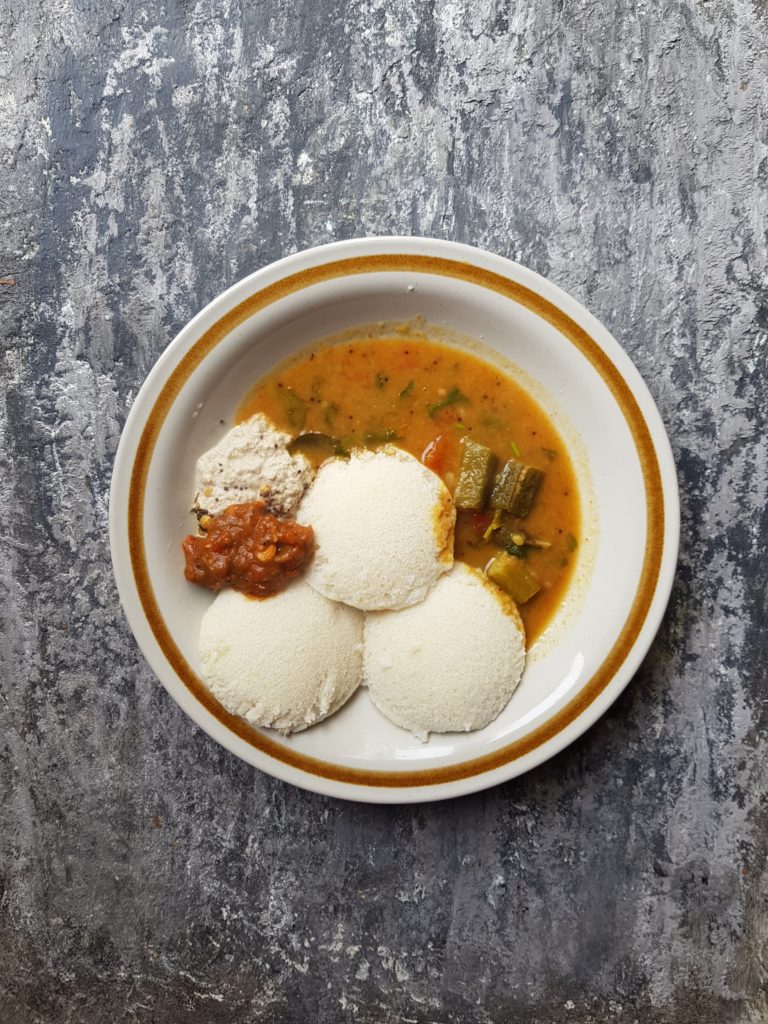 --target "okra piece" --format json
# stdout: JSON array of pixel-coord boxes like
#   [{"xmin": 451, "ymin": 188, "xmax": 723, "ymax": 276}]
[
  {"xmin": 490, "ymin": 460, "xmax": 523, "ymax": 510},
  {"xmin": 490, "ymin": 459, "xmax": 544, "ymax": 516},
  {"xmin": 486, "ymin": 552, "xmax": 541, "ymax": 604},
  {"xmin": 453, "ymin": 438, "xmax": 497, "ymax": 509},
  {"xmin": 509, "ymin": 466, "xmax": 544, "ymax": 517}
]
